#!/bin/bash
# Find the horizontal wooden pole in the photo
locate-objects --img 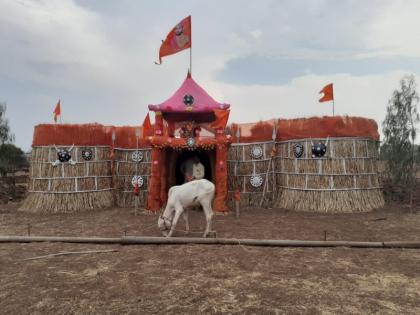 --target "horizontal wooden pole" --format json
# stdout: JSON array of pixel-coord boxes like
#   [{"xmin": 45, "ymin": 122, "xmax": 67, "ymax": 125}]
[{"xmin": 1, "ymin": 235, "xmax": 420, "ymax": 249}]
